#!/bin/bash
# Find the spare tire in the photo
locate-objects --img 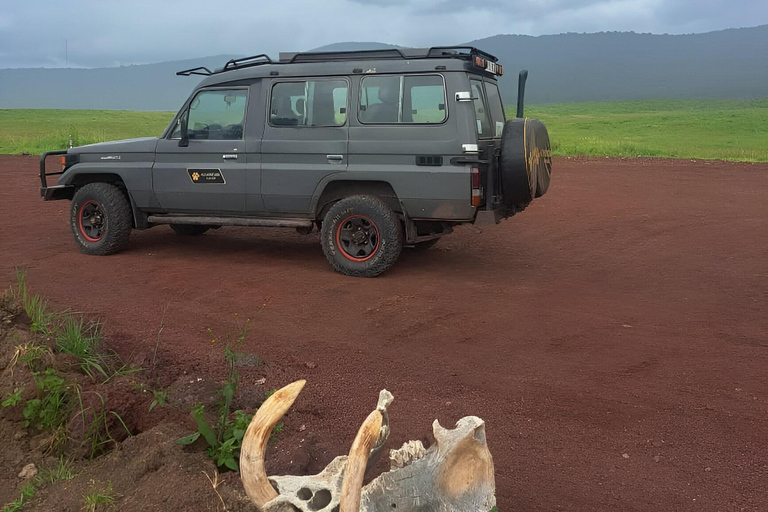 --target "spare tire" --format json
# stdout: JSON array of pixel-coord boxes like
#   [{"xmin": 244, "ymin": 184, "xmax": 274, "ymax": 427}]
[{"xmin": 499, "ymin": 118, "xmax": 553, "ymax": 208}]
